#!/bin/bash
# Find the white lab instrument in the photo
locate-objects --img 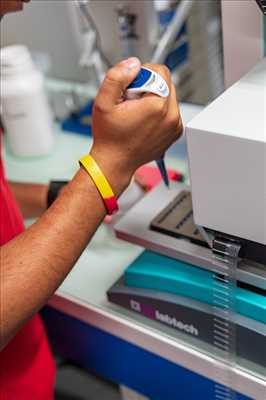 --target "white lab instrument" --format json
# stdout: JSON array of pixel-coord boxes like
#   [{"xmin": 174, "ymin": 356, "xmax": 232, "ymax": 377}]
[
  {"xmin": 186, "ymin": 58, "xmax": 266, "ymax": 247},
  {"xmin": 115, "ymin": 7, "xmax": 265, "ymax": 395},
  {"xmin": 115, "ymin": 0, "xmax": 266, "ymax": 266}
]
